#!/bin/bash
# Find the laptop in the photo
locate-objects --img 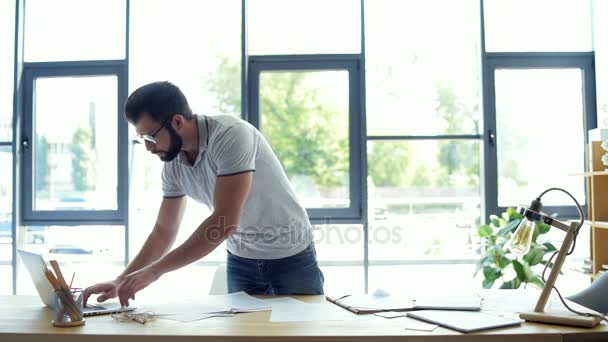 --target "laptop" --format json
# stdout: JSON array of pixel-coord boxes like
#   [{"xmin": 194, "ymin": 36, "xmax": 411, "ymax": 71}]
[{"xmin": 17, "ymin": 249, "xmax": 135, "ymax": 316}]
